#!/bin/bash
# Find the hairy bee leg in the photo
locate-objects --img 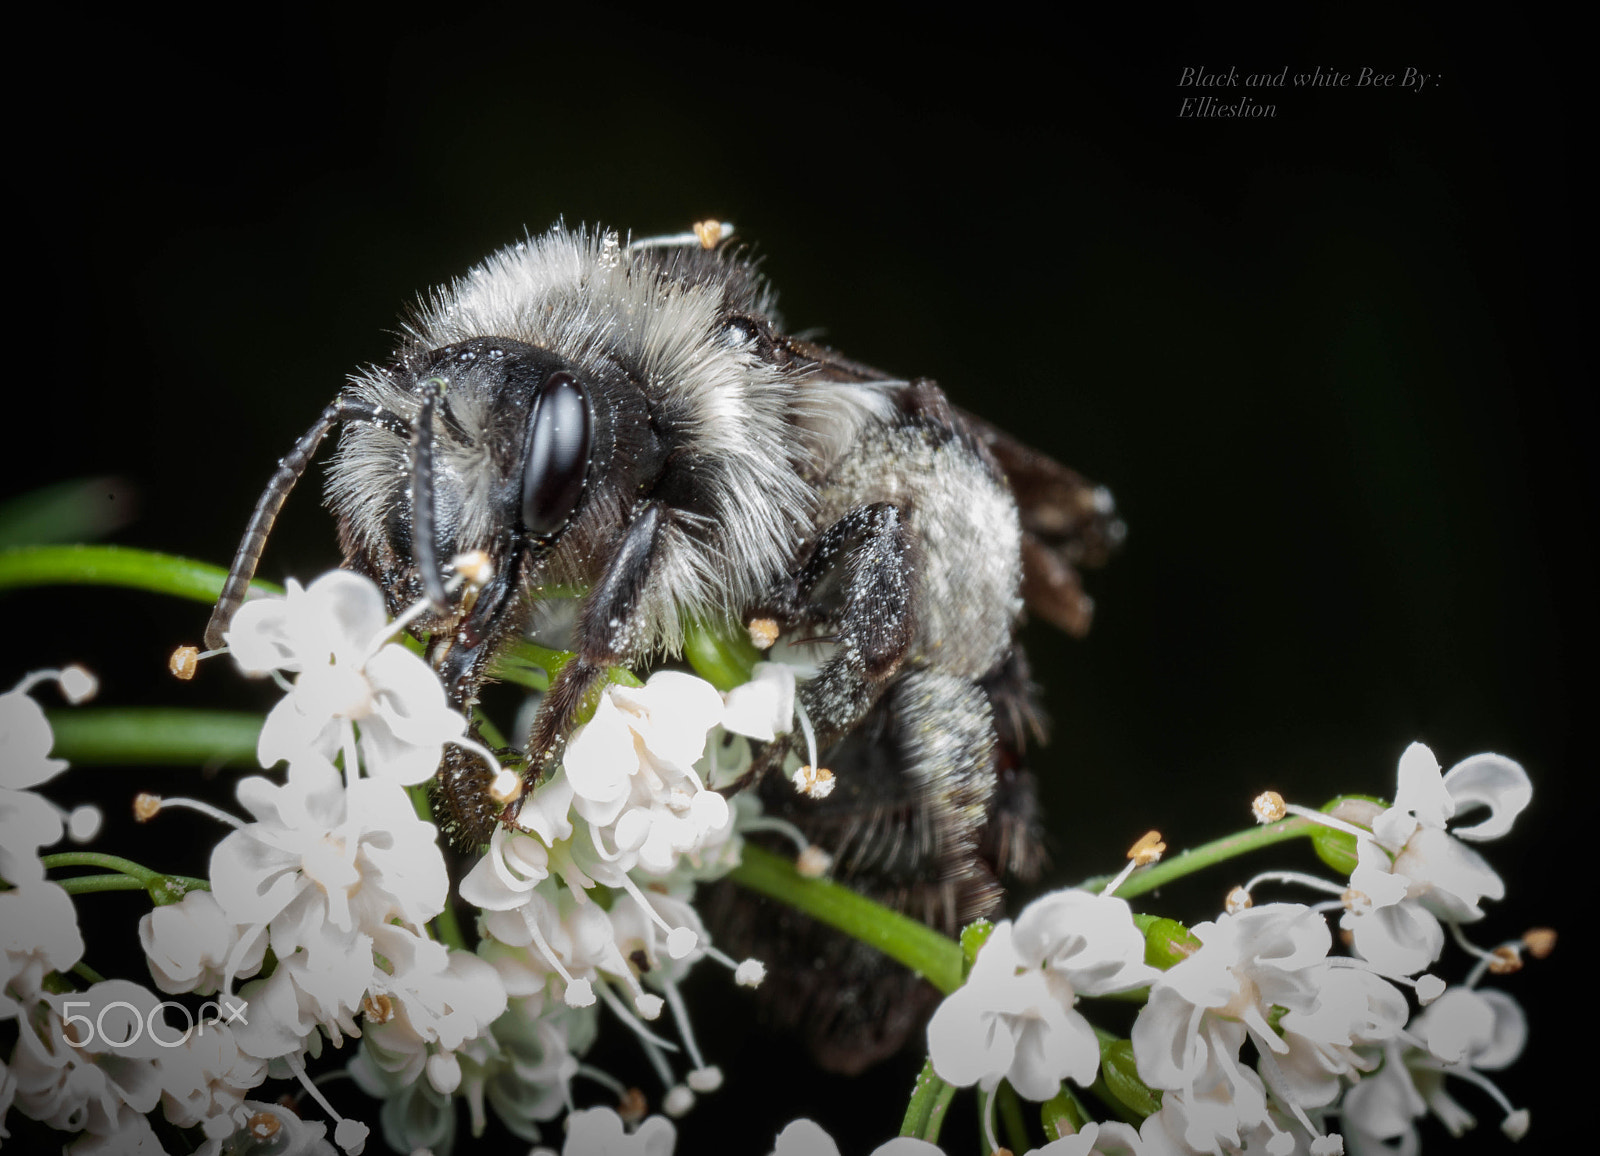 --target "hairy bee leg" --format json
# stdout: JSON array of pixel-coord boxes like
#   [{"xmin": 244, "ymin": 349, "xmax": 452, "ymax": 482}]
[
  {"xmin": 788, "ymin": 500, "xmax": 917, "ymax": 749},
  {"xmin": 205, "ymin": 397, "xmax": 411, "ymax": 649},
  {"xmin": 522, "ymin": 502, "xmax": 669, "ymax": 771},
  {"xmin": 409, "ymin": 378, "xmax": 451, "ymax": 616},
  {"xmin": 707, "ymin": 670, "xmax": 1002, "ymax": 1073}
]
